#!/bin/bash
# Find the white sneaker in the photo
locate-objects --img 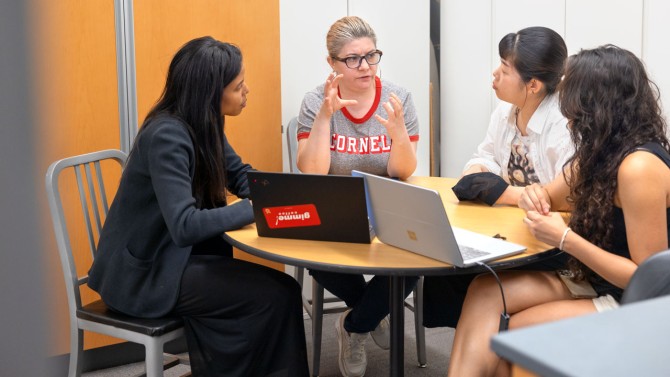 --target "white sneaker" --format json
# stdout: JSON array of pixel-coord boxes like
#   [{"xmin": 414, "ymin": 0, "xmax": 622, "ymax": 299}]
[
  {"xmin": 336, "ymin": 309, "xmax": 368, "ymax": 377},
  {"xmin": 370, "ymin": 315, "xmax": 390, "ymax": 350}
]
